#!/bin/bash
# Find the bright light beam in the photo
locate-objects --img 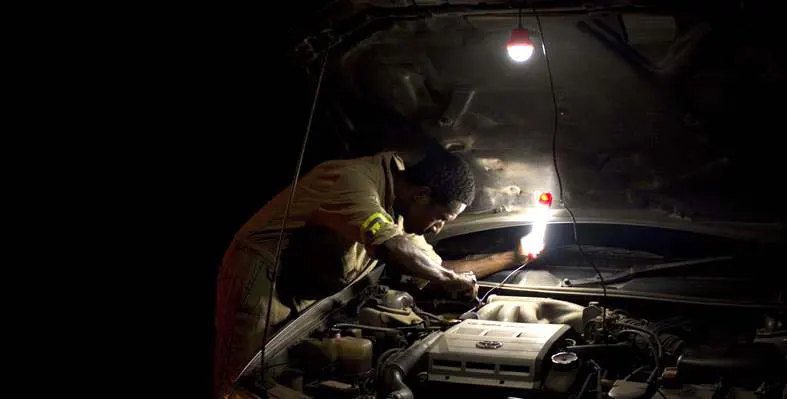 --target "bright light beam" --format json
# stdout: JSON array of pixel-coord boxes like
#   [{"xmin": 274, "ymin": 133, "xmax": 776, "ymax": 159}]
[
  {"xmin": 520, "ymin": 193, "xmax": 552, "ymax": 260},
  {"xmin": 507, "ymin": 43, "xmax": 535, "ymax": 63},
  {"xmin": 521, "ymin": 219, "xmax": 546, "ymax": 260}
]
